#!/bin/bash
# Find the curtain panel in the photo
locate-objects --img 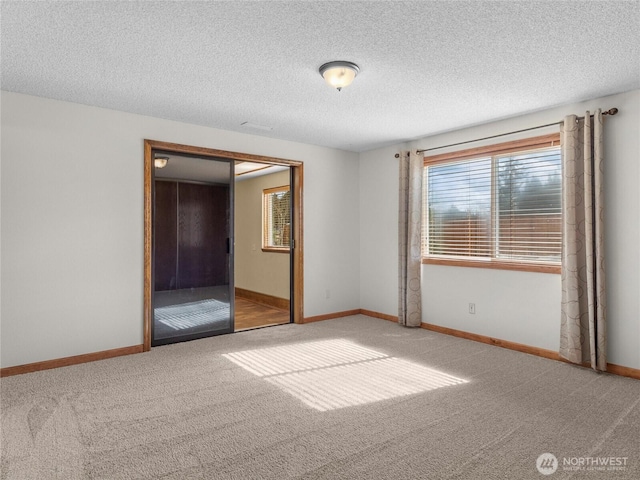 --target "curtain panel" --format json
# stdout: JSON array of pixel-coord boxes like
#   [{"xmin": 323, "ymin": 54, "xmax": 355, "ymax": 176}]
[
  {"xmin": 398, "ymin": 150, "xmax": 423, "ymax": 327},
  {"xmin": 560, "ymin": 110, "xmax": 607, "ymax": 371}
]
